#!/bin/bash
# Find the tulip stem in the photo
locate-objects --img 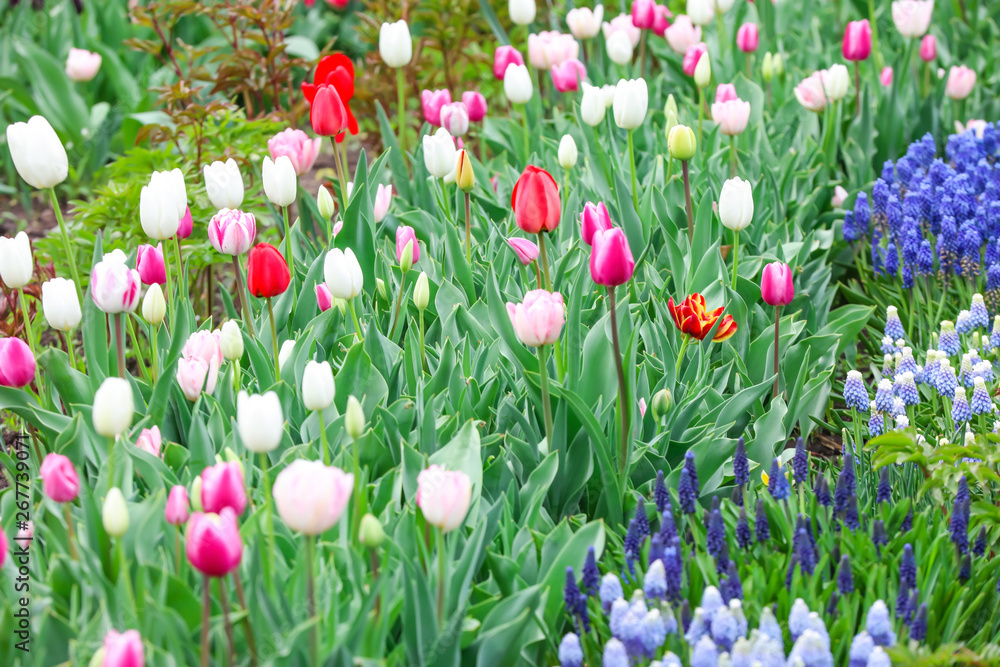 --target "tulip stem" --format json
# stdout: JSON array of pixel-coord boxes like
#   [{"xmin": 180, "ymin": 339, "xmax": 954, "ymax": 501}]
[
  {"xmin": 64, "ymin": 503, "xmax": 78, "ymax": 561},
  {"xmin": 729, "ymin": 136, "xmax": 737, "ymax": 178},
  {"xmin": 675, "ymin": 334, "xmax": 691, "ymax": 377},
  {"xmin": 682, "ymin": 160, "xmax": 694, "ymax": 241},
  {"xmin": 201, "ymin": 574, "xmax": 211, "ymax": 667},
  {"xmin": 282, "ymin": 206, "xmax": 293, "ymax": 274},
  {"xmin": 348, "ymin": 298, "xmax": 364, "ymax": 342},
  {"xmin": 773, "ymin": 305, "xmax": 781, "ymax": 399},
  {"xmin": 520, "ymin": 104, "xmax": 530, "ymax": 165},
  {"xmin": 232, "ymin": 257, "xmax": 256, "ymax": 337},
  {"xmin": 305, "ymin": 534, "xmax": 319, "ymax": 667},
  {"xmin": 627, "ymin": 129, "xmax": 639, "ymax": 212},
  {"xmin": 118, "ymin": 538, "xmax": 137, "ymax": 616},
  {"xmin": 418, "ymin": 310, "xmax": 427, "ymax": 372},
  {"xmin": 267, "ymin": 297, "xmax": 280, "ymax": 381},
  {"xmin": 17, "ymin": 287, "xmax": 37, "ymax": 366},
  {"xmin": 607, "ymin": 286, "xmax": 630, "ymax": 474},
  {"xmin": 218, "ymin": 578, "xmax": 235, "ymax": 666},
  {"xmin": 108, "ymin": 436, "xmax": 117, "ymax": 493},
  {"xmin": 258, "ymin": 452, "xmax": 276, "ymax": 595},
  {"xmin": 437, "ymin": 527, "xmax": 447, "ymax": 627},
  {"xmin": 174, "ymin": 525, "xmax": 181, "ymax": 574},
  {"xmin": 114, "ymin": 314, "xmax": 126, "ymax": 379},
  {"xmin": 48, "ymin": 188, "xmax": 81, "ymax": 297},
  {"xmin": 150, "ymin": 323, "xmax": 160, "ymax": 384},
  {"xmin": 317, "ymin": 409, "xmax": 330, "ymax": 464},
  {"xmin": 536, "ymin": 233, "xmax": 565, "ymax": 381},
  {"xmin": 173, "ymin": 236, "xmax": 184, "ymax": 302},
  {"xmin": 464, "ymin": 192, "xmax": 472, "ymax": 263},
  {"xmin": 538, "ymin": 344, "xmax": 554, "ymax": 451},
  {"xmin": 854, "ymin": 62, "xmax": 862, "ymax": 117},
  {"xmin": 731, "ymin": 228, "xmax": 739, "ymax": 290},
  {"xmin": 390, "ymin": 272, "xmax": 406, "ymax": 341},
  {"xmin": 396, "ymin": 67, "xmax": 407, "ymax": 160},
  {"xmin": 67, "ymin": 331, "xmax": 78, "ymax": 370},
  {"xmin": 330, "ymin": 137, "xmax": 347, "ymax": 216},
  {"xmin": 231, "ymin": 572, "xmax": 258, "ymax": 667},
  {"xmin": 697, "ymin": 87, "xmax": 705, "ymax": 148},
  {"xmin": 867, "ymin": 0, "xmax": 883, "ymax": 70}
]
